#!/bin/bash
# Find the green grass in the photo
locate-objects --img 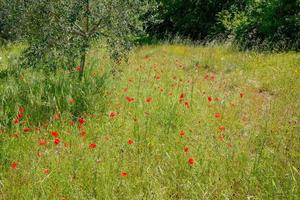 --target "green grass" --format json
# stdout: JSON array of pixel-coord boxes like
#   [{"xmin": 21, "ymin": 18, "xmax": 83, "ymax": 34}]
[{"xmin": 1, "ymin": 43, "xmax": 300, "ymax": 199}]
